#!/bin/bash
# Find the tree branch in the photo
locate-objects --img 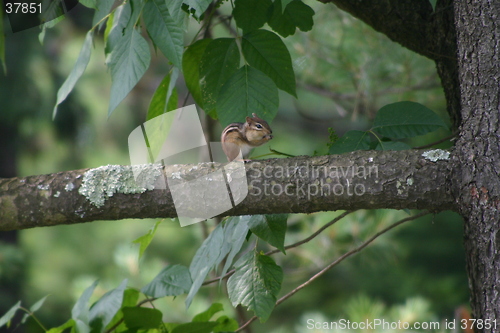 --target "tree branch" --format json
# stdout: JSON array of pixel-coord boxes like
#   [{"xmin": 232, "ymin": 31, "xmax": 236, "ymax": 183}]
[
  {"xmin": 0, "ymin": 150, "xmax": 455, "ymax": 231},
  {"xmin": 318, "ymin": 0, "xmax": 436, "ymax": 60}
]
